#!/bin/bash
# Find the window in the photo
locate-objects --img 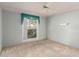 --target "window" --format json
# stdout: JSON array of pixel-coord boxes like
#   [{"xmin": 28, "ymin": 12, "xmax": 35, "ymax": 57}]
[
  {"xmin": 21, "ymin": 13, "xmax": 40, "ymax": 41},
  {"xmin": 27, "ymin": 19, "xmax": 38, "ymax": 39}
]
